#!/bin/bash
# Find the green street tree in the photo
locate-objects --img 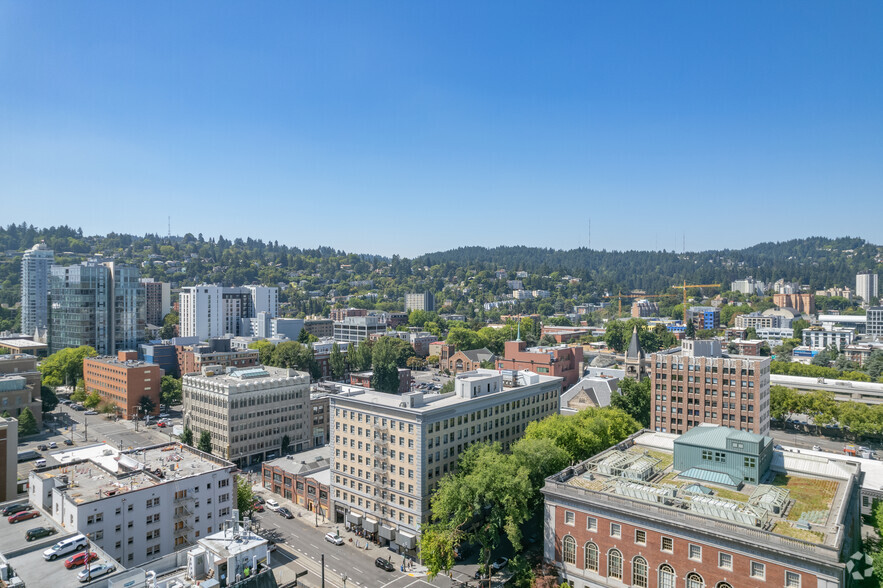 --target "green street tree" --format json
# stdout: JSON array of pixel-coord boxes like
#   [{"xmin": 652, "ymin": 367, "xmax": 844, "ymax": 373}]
[
  {"xmin": 236, "ymin": 475, "xmax": 255, "ymax": 517},
  {"xmin": 181, "ymin": 427, "xmax": 194, "ymax": 446},
  {"xmin": 138, "ymin": 395, "xmax": 156, "ymax": 416},
  {"xmin": 611, "ymin": 378, "xmax": 651, "ymax": 428},
  {"xmin": 160, "ymin": 376, "xmax": 183, "ymax": 406},
  {"xmin": 198, "ymin": 430, "xmax": 212, "ymax": 453},
  {"xmin": 329, "ymin": 343, "xmax": 347, "ymax": 380},
  {"xmin": 84, "ymin": 390, "xmax": 102, "ymax": 408},
  {"xmin": 41, "ymin": 385, "xmax": 58, "ymax": 414},
  {"xmin": 248, "ymin": 340, "xmax": 275, "ymax": 365},
  {"xmin": 39, "ymin": 346, "xmax": 98, "ymax": 388},
  {"xmin": 685, "ymin": 320, "xmax": 696, "ymax": 339},
  {"xmin": 17, "ymin": 407, "xmax": 38, "ymax": 436},
  {"xmin": 70, "ymin": 379, "xmax": 87, "ymax": 403},
  {"xmin": 523, "ymin": 407, "xmax": 640, "ymax": 463},
  {"xmin": 159, "ymin": 311, "xmax": 179, "ymax": 340}
]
